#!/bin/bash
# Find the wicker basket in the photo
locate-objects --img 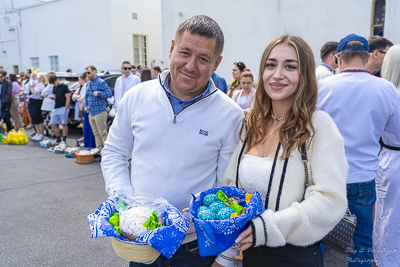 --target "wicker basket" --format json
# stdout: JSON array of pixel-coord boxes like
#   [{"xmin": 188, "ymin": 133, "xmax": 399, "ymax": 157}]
[
  {"xmin": 74, "ymin": 152, "xmax": 95, "ymax": 164},
  {"xmin": 110, "ymin": 237, "xmax": 160, "ymax": 264}
]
